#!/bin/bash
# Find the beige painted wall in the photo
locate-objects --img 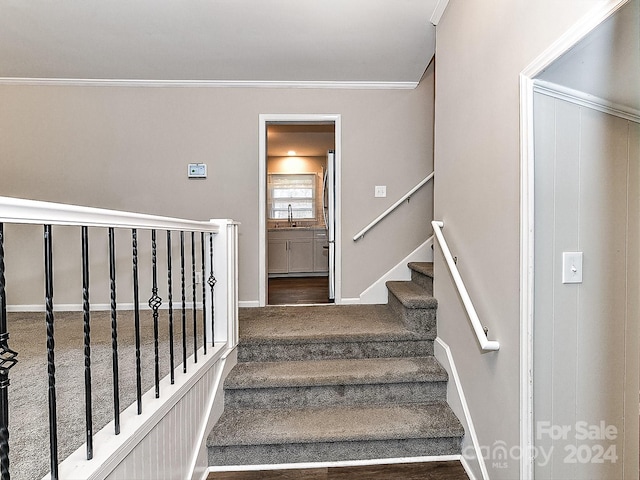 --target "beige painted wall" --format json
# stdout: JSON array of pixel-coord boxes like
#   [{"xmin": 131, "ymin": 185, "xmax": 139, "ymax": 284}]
[
  {"xmin": 533, "ymin": 93, "xmax": 639, "ymax": 479},
  {"xmin": 0, "ymin": 63, "xmax": 434, "ymax": 306},
  {"xmin": 433, "ymin": 1, "xmax": 609, "ymax": 478}
]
